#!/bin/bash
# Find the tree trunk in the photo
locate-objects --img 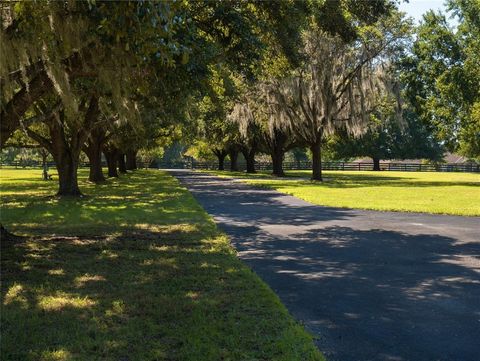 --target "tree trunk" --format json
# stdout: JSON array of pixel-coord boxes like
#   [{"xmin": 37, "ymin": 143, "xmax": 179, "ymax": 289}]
[
  {"xmin": 310, "ymin": 141, "xmax": 322, "ymax": 181},
  {"xmin": 118, "ymin": 153, "xmax": 127, "ymax": 173},
  {"xmin": 23, "ymin": 95, "xmax": 99, "ymax": 197},
  {"xmin": 88, "ymin": 149, "xmax": 105, "ymax": 183},
  {"xmin": 217, "ymin": 153, "xmax": 226, "ymax": 170},
  {"xmin": 47, "ymin": 116, "xmax": 84, "ymax": 196},
  {"xmin": 372, "ymin": 157, "xmax": 380, "ymax": 171},
  {"xmin": 271, "ymin": 148, "xmax": 285, "ymax": 177},
  {"xmin": 83, "ymin": 139, "xmax": 105, "ymax": 183},
  {"xmin": 41, "ymin": 150, "xmax": 49, "ymax": 181},
  {"xmin": 242, "ymin": 149, "xmax": 256, "ymax": 173},
  {"xmin": 229, "ymin": 149, "xmax": 239, "ymax": 172},
  {"xmin": 104, "ymin": 149, "xmax": 119, "ymax": 177},
  {"xmin": 268, "ymin": 128, "xmax": 291, "ymax": 177},
  {"xmin": 213, "ymin": 149, "xmax": 227, "ymax": 171},
  {"xmin": 126, "ymin": 150, "xmax": 137, "ymax": 170},
  {"xmin": 1, "ymin": 224, "xmax": 20, "ymax": 242},
  {"xmin": 84, "ymin": 127, "xmax": 106, "ymax": 183},
  {"xmin": 54, "ymin": 152, "xmax": 82, "ymax": 196}
]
